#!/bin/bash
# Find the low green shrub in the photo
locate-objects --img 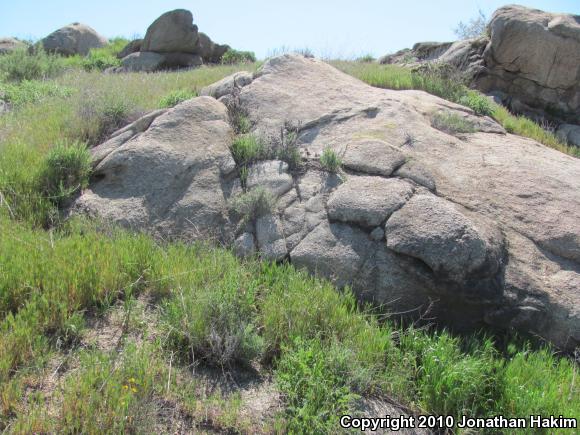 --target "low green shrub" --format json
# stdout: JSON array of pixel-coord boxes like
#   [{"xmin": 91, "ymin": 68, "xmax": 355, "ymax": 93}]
[
  {"xmin": 319, "ymin": 147, "xmax": 342, "ymax": 172},
  {"xmin": 74, "ymin": 94, "xmax": 131, "ymax": 144},
  {"xmin": 431, "ymin": 111, "xmax": 477, "ymax": 135},
  {"xmin": 81, "ymin": 37, "xmax": 129, "ymax": 71},
  {"xmin": 230, "ymin": 187, "xmax": 275, "ymax": 222},
  {"xmin": 0, "ymin": 80, "xmax": 73, "ymax": 107},
  {"xmin": 458, "ymin": 90, "xmax": 494, "ymax": 116},
  {"xmin": 0, "ymin": 49, "xmax": 79, "ymax": 82},
  {"xmin": 158, "ymin": 88, "xmax": 197, "ymax": 108},
  {"xmin": 36, "ymin": 141, "xmax": 92, "ymax": 205},
  {"xmin": 161, "ymin": 249, "xmax": 263, "ymax": 366},
  {"xmin": 221, "ymin": 49, "xmax": 257, "ymax": 65}
]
